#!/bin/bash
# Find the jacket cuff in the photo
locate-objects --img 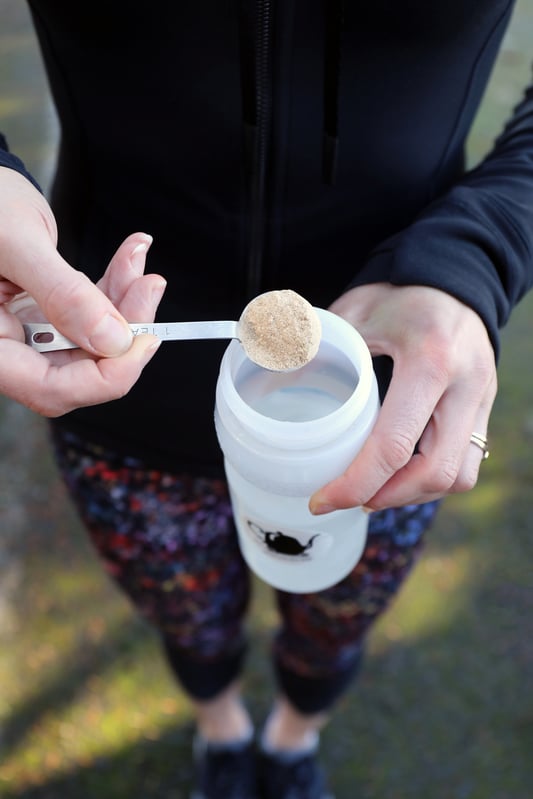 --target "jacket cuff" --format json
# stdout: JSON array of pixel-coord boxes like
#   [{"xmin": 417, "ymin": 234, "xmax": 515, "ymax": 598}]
[
  {"xmin": 0, "ymin": 134, "xmax": 42, "ymax": 192},
  {"xmin": 347, "ymin": 196, "xmax": 525, "ymax": 360}
]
